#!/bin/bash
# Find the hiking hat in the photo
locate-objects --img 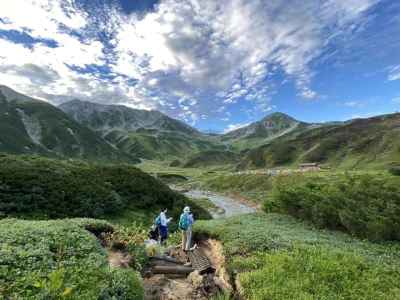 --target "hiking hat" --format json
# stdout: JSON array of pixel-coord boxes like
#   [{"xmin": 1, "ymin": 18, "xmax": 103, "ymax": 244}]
[{"xmin": 183, "ymin": 206, "xmax": 190, "ymax": 213}]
